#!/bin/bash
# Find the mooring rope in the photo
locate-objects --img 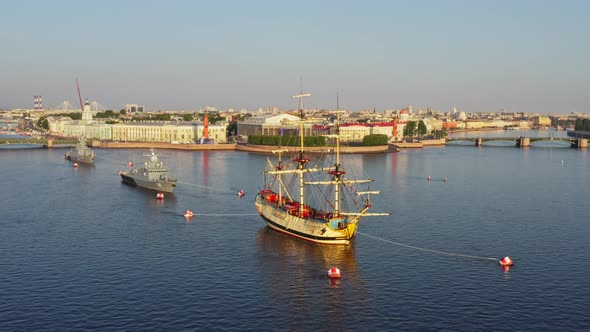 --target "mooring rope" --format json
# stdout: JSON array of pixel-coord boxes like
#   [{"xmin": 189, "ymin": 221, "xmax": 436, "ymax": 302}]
[
  {"xmin": 316, "ymin": 242, "xmax": 332, "ymax": 267},
  {"xmin": 358, "ymin": 232, "xmax": 498, "ymax": 261},
  {"xmin": 192, "ymin": 213, "xmax": 259, "ymax": 216},
  {"xmin": 176, "ymin": 180, "xmax": 237, "ymax": 193}
]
